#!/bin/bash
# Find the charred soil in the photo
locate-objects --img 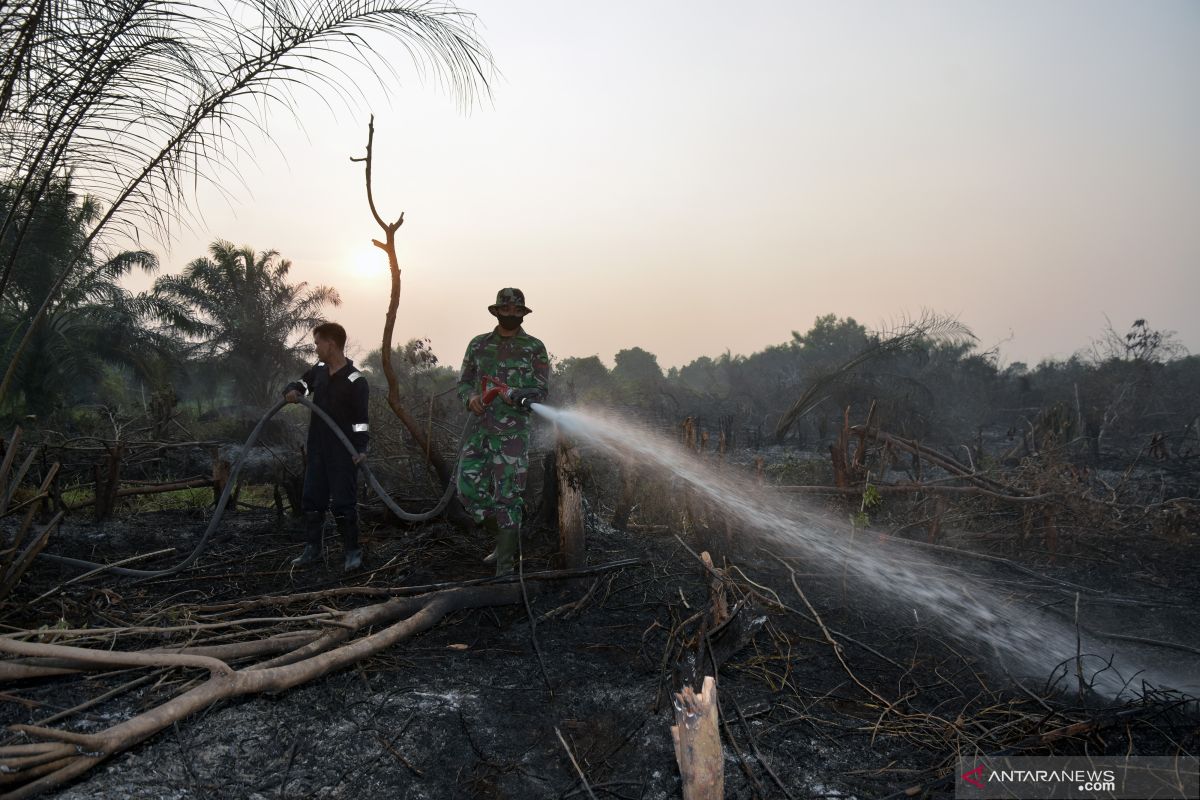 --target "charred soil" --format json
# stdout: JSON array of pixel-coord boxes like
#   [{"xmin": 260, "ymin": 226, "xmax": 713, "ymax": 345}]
[{"xmin": 2, "ymin": 489, "xmax": 1198, "ymax": 799}]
